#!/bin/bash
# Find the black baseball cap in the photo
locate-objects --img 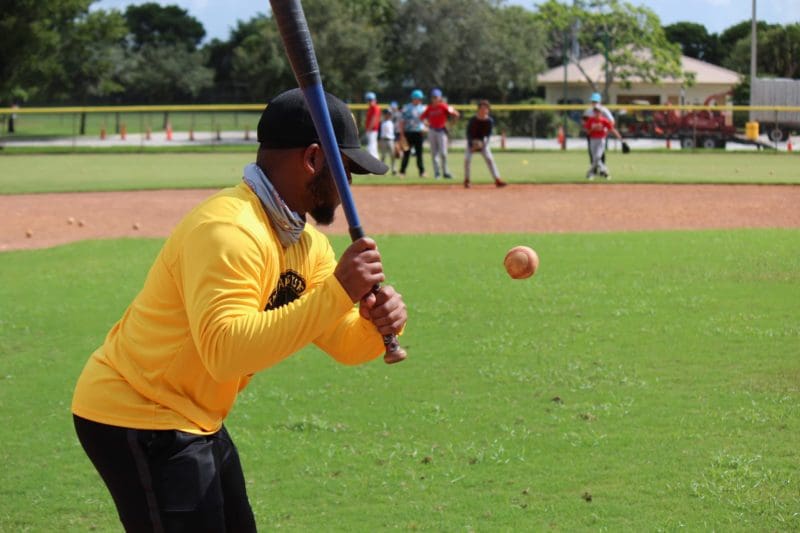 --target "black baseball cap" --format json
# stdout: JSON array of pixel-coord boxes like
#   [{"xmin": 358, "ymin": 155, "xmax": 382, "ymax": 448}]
[{"xmin": 257, "ymin": 88, "xmax": 388, "ymax": 175}]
